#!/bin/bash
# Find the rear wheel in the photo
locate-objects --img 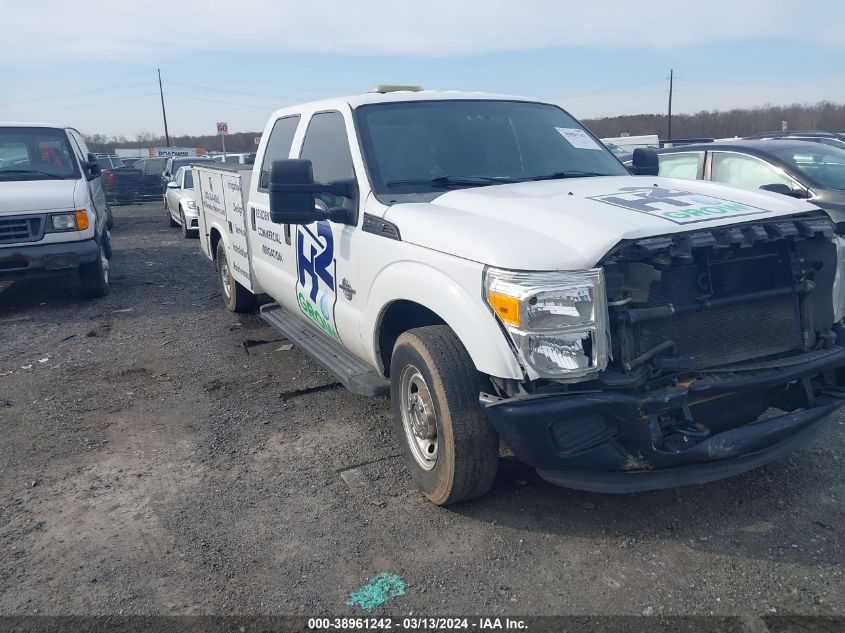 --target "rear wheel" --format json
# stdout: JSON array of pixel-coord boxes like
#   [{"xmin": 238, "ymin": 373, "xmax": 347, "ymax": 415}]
[
  {"xmin": 216, "ymin": 240, "xmax": 254, "ymax": 313},
  {"xmin": 80, "ymin": 231, "xmax": 111, "ymax": 299},
  {"xmin": 390, "ymin": 325, "xmax": 499, "ymax": 505}
]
